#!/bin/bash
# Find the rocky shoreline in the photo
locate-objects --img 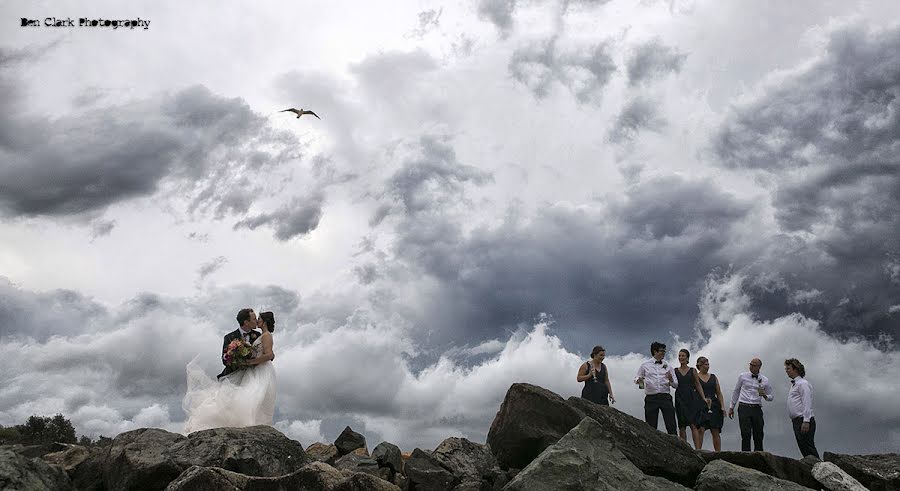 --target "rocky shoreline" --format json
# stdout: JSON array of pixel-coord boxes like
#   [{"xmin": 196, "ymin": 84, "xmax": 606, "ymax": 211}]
[{"xmin": 1, "ymin": 383, "xmax": 896, "ymax": 490}]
